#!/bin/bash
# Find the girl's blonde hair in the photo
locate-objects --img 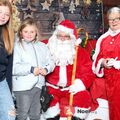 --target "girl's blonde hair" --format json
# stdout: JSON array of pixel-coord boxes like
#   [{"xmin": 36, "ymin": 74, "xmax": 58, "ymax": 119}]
[
  {"xmin": 18, "ymin": 17, "xmax": 41, "ymax": 43},
  {"xmin": 0, "ymin": 0, "xmax": 14, "ymax": 54}
]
